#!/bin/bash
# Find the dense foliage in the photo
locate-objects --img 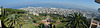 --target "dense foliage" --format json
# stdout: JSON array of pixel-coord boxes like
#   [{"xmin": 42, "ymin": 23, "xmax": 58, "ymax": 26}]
[
  {"xmin": 94, "ymin": 18, "xmax": 100, "ymax": 22},
  {"xmin": 4, "ymin": 8, "xmax": 27, "ymax": 17}
]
